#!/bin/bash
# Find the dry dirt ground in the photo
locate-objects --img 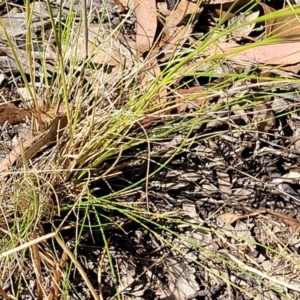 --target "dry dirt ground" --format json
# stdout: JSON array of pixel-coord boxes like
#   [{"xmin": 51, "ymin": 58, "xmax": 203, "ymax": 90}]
[{"xmin": 1, "ymin": 0, "xmax": 300, "ymax": 299}]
